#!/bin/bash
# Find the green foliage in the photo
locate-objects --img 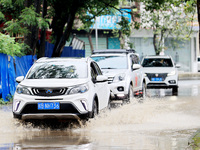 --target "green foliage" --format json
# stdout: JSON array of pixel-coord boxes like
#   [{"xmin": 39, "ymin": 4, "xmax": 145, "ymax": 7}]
[
  {"xmin": 20, "ymin": 6, "xmax": 39, "ymax": 26},
  {"xmin": 0, "ymin": 11, "xmax": 5, "ymax": 21},
  {"xmin": 5, "ymin": 19, "xmax": 29, "ymax": 35},
  {"xmin": 5, "ymin": 6, "xmax": 49, "ymax": 36},
  {"xmin": 138, "ymin": 0, "xmax": 196, "ymax": 54},
  {"xmin": 0, "ymin": 98, "xmax": 8, "ymax": 105},
  {"xmin": 0, "ymin": 94, "xmax": 13, "ymax": 105},
  {"xmin": 0, "ymin": 33, "xmax": 24, "ymax": 56},
  {"xmin": 117, "ymin": 16, "xmax": 131, "ymax": 36}
]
